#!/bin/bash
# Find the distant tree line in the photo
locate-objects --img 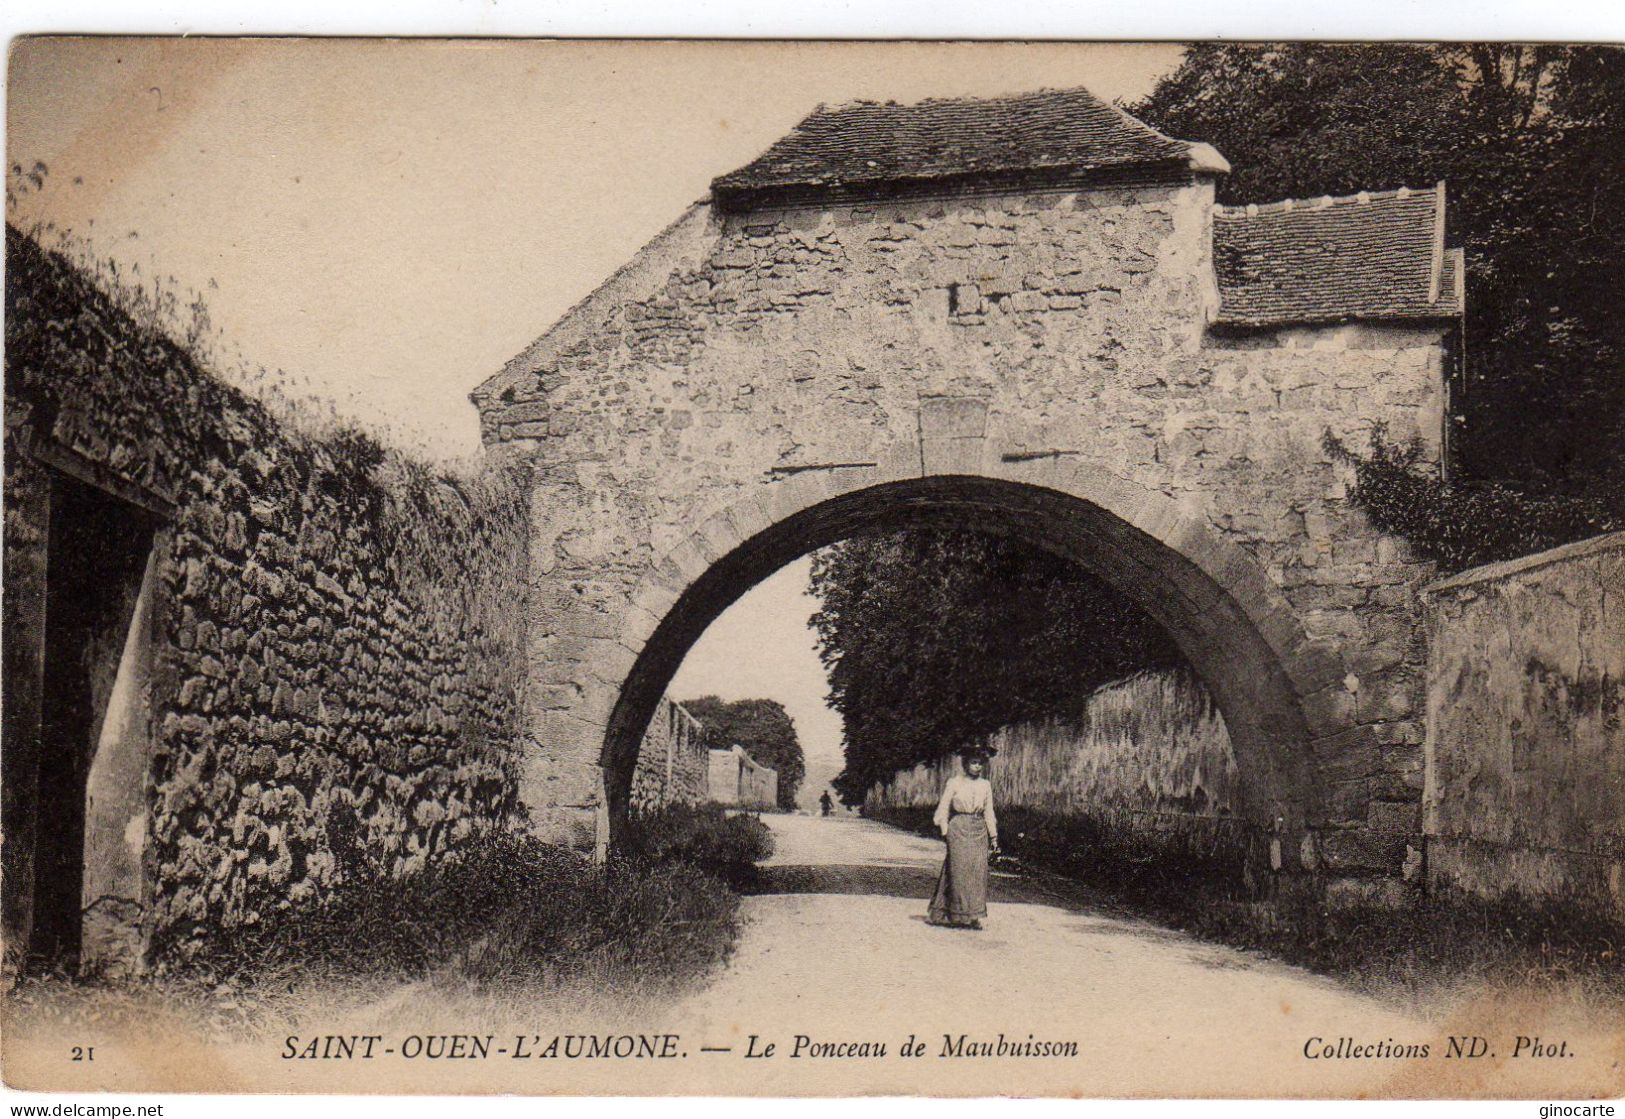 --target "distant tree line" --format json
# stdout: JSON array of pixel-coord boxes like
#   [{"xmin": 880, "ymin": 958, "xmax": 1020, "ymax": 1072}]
[
  {"xmin": 681, "ymin": 696, "xmax": 805, "ymax": 811},
  {"xmin": 808, "ymin": 530, "xmax": 1180, "ymax": 803}
]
